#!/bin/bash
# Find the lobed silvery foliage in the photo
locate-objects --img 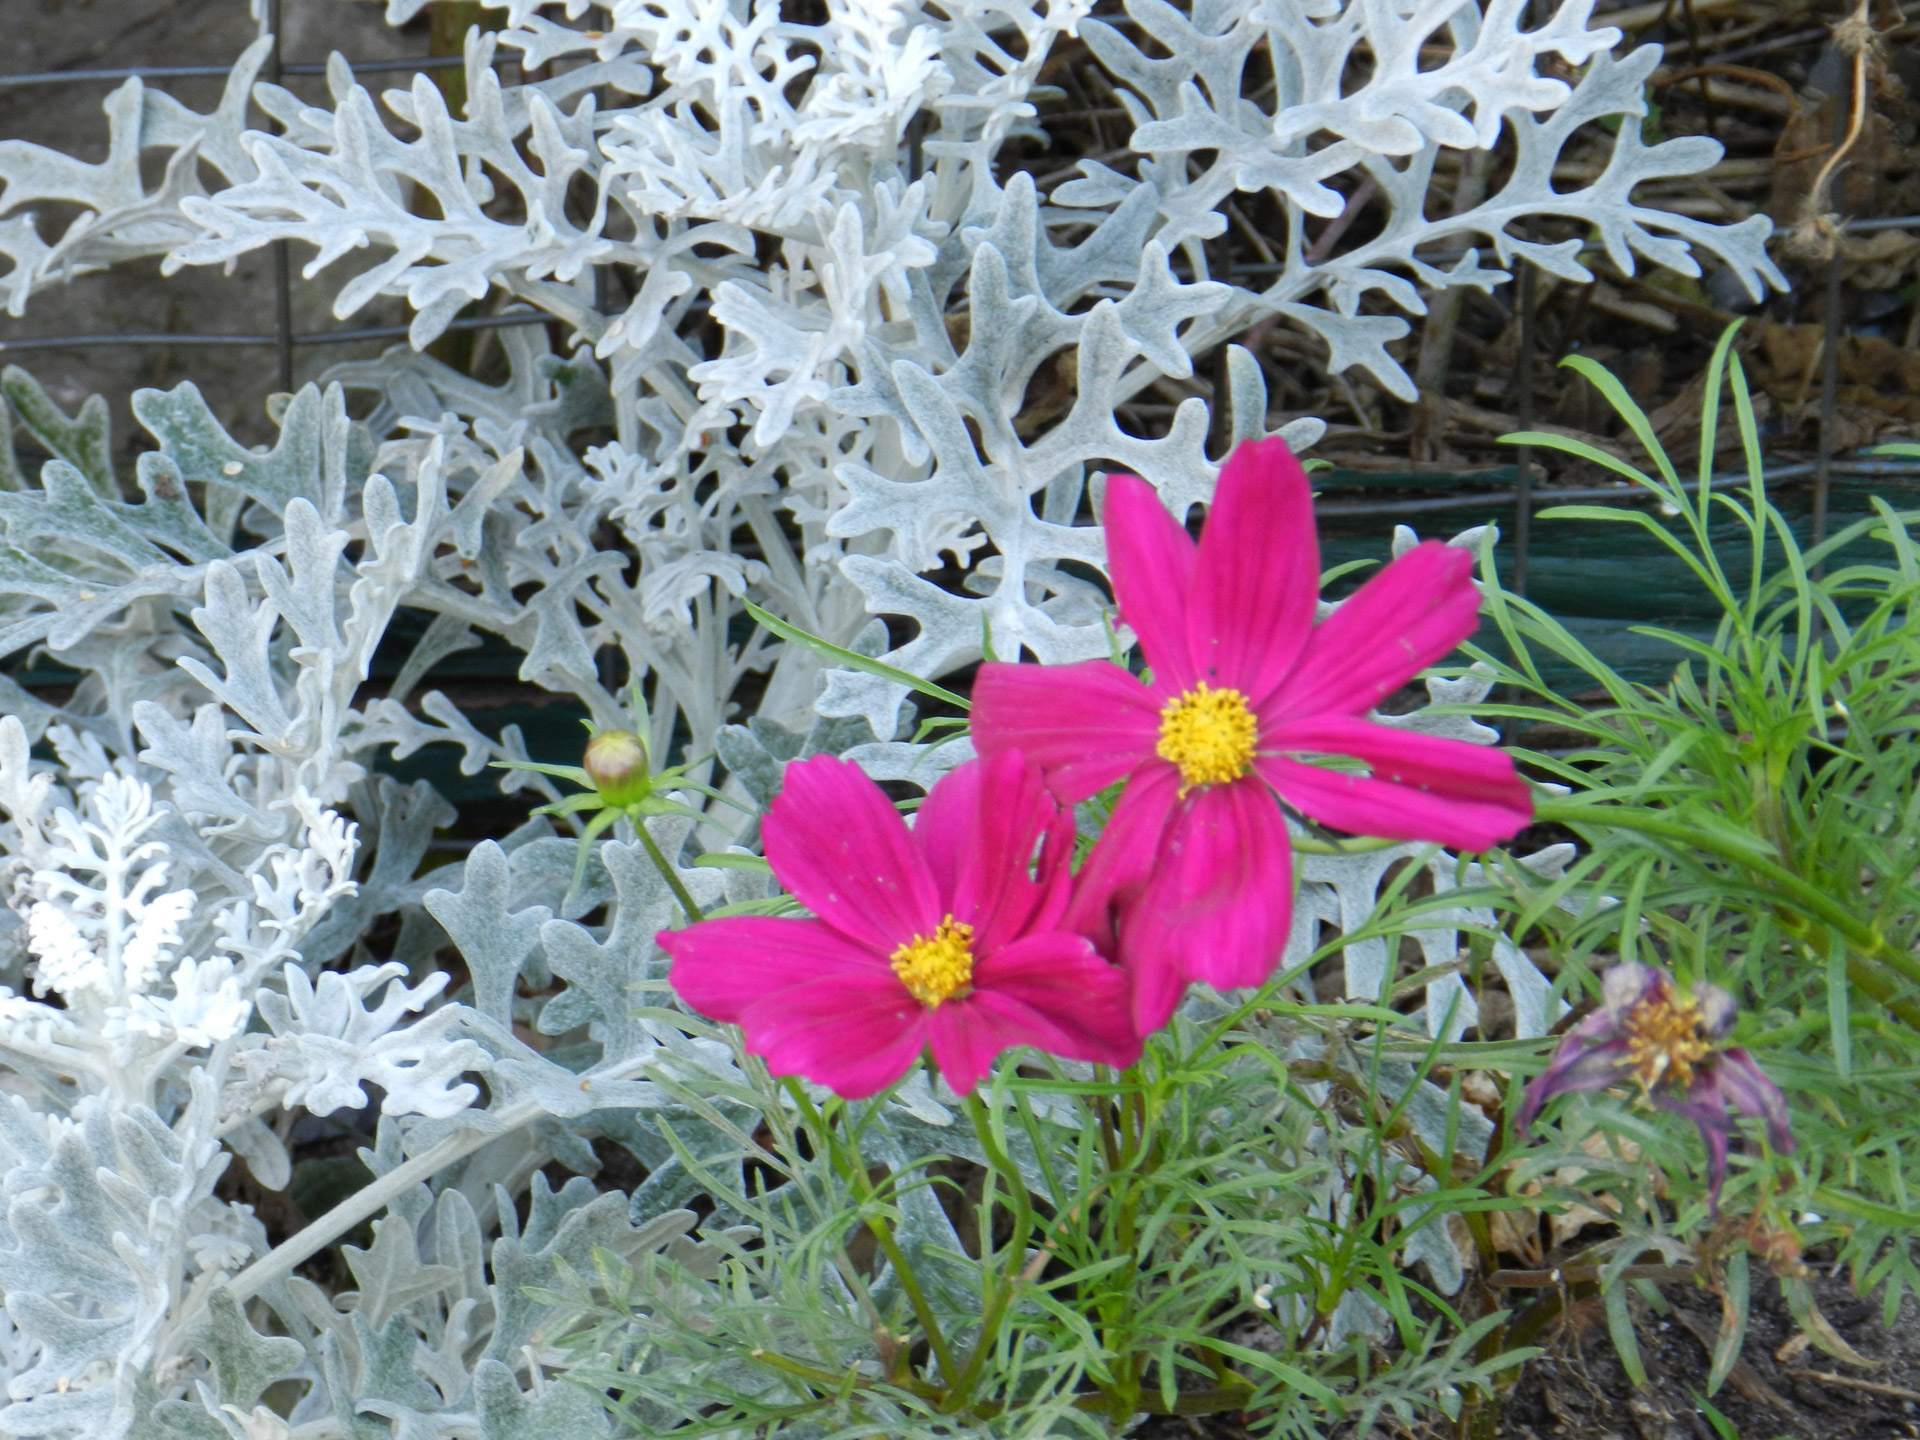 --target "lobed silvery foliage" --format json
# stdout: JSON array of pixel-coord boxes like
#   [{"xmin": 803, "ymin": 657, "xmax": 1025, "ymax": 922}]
[{"xmin": 0, "ymin": 0, "xmax": 1779, "ymax": 1432}]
